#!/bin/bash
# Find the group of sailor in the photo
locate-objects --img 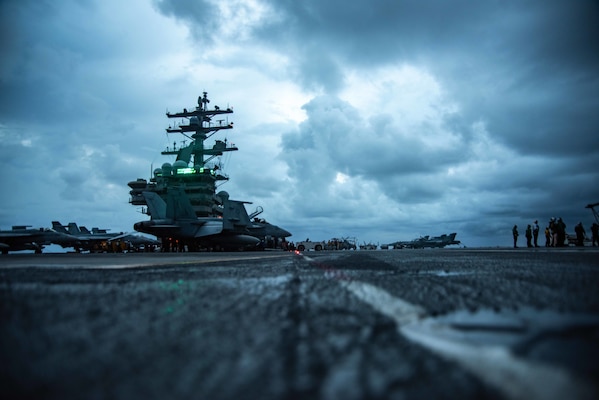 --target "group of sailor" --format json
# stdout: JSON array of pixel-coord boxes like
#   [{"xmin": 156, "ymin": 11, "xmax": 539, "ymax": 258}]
[{"xmin": 512, "ymin": 218, "xmax": 598, "ymax": 248}]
